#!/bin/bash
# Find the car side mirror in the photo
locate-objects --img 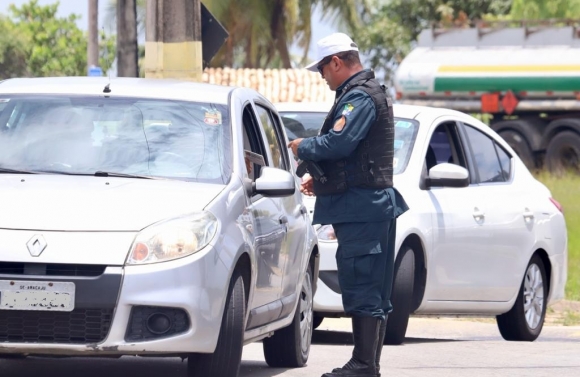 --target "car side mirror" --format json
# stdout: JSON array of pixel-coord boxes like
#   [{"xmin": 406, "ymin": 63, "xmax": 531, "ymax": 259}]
[
  {"xmin": 427, "ymin": 163, "xmax": 469, "ymax": 188},
  {"xmin": 253, "ymin": 167, "xmax": 296, "ymax": 197}
]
